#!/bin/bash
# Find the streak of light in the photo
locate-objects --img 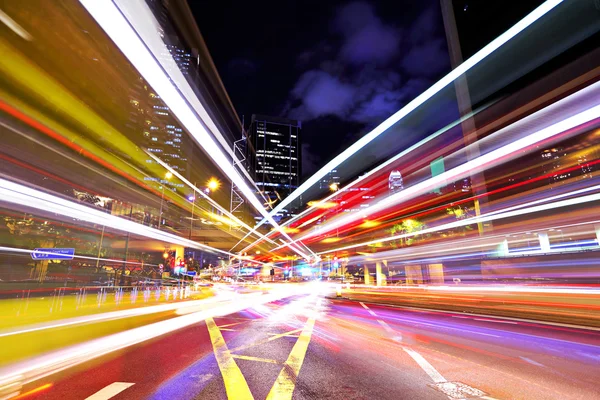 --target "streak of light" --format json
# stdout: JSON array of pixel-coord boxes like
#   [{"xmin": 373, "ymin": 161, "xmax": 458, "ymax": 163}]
[
  {"xmin": 320, "ymin": 237, "xmax": 342, "ymax": 244},
  {"xmin": 0, "ymin": 8, "xmax": 32, "ymax": 41},
  {"xmin": 257, "ymin": 0, "xmax": 562, "ymax": 222},
  {"xmin": 112, "ymin": 0, "xmax": 264, "ymax": 200},
  {"xmin": 237, "ymin": 104, "xmax": 485, "ymax": 256},
  {"xmin": 0, "ymin": 246, "xmax": 157, "ymax": 268},
  {"xmin": 297, "ymin": 214, "xmax": 323, "ymax": 229},
  {"xmin": 0, "ymin": 293, "xmax": 237, "ymax": 338},
  {"xmin": 359, "ymin": 220, "xmax": 380, "ymax": 229},
  {"xmin": 146, "ymin": 152, "xmax": 278, "ymax": 247},
  {"xmin": 0, "ymin": 285, "xmax": 313, "ymax": 391},
  {"xmin": 307, "ymin": 201, "xmax": 337, "ymax": 209},
  {"xmin": 0, "ymin": 178, "xmax": 262, "ymax": 262},
  {"xmin": 11, "ymin": 383, "xmax": 52, "ymax": 399},
  {"xmin": 295, "ymin": 98, "xmax": 600, "ymax": 246},
  {"xmin": 319, "ymin": 185, "xmax": 600, "ymax": 254},
  {"xmin": 78, "ymin": 0, "xmax": 314, "ymax": 260}
]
